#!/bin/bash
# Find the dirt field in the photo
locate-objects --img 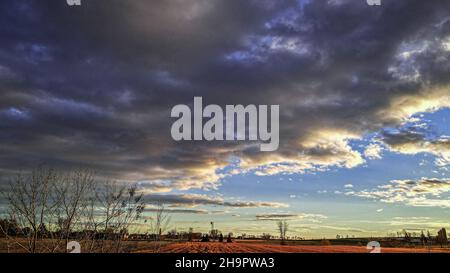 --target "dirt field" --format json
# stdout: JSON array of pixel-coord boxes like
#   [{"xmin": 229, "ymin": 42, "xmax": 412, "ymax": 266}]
[
  {"xmin": 135, "ymin": 241, "xmax": 450, "ymax": 253},
  {"xmin": 2, "ymin": 238, "xmax": 449, "ymax": 253}
]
